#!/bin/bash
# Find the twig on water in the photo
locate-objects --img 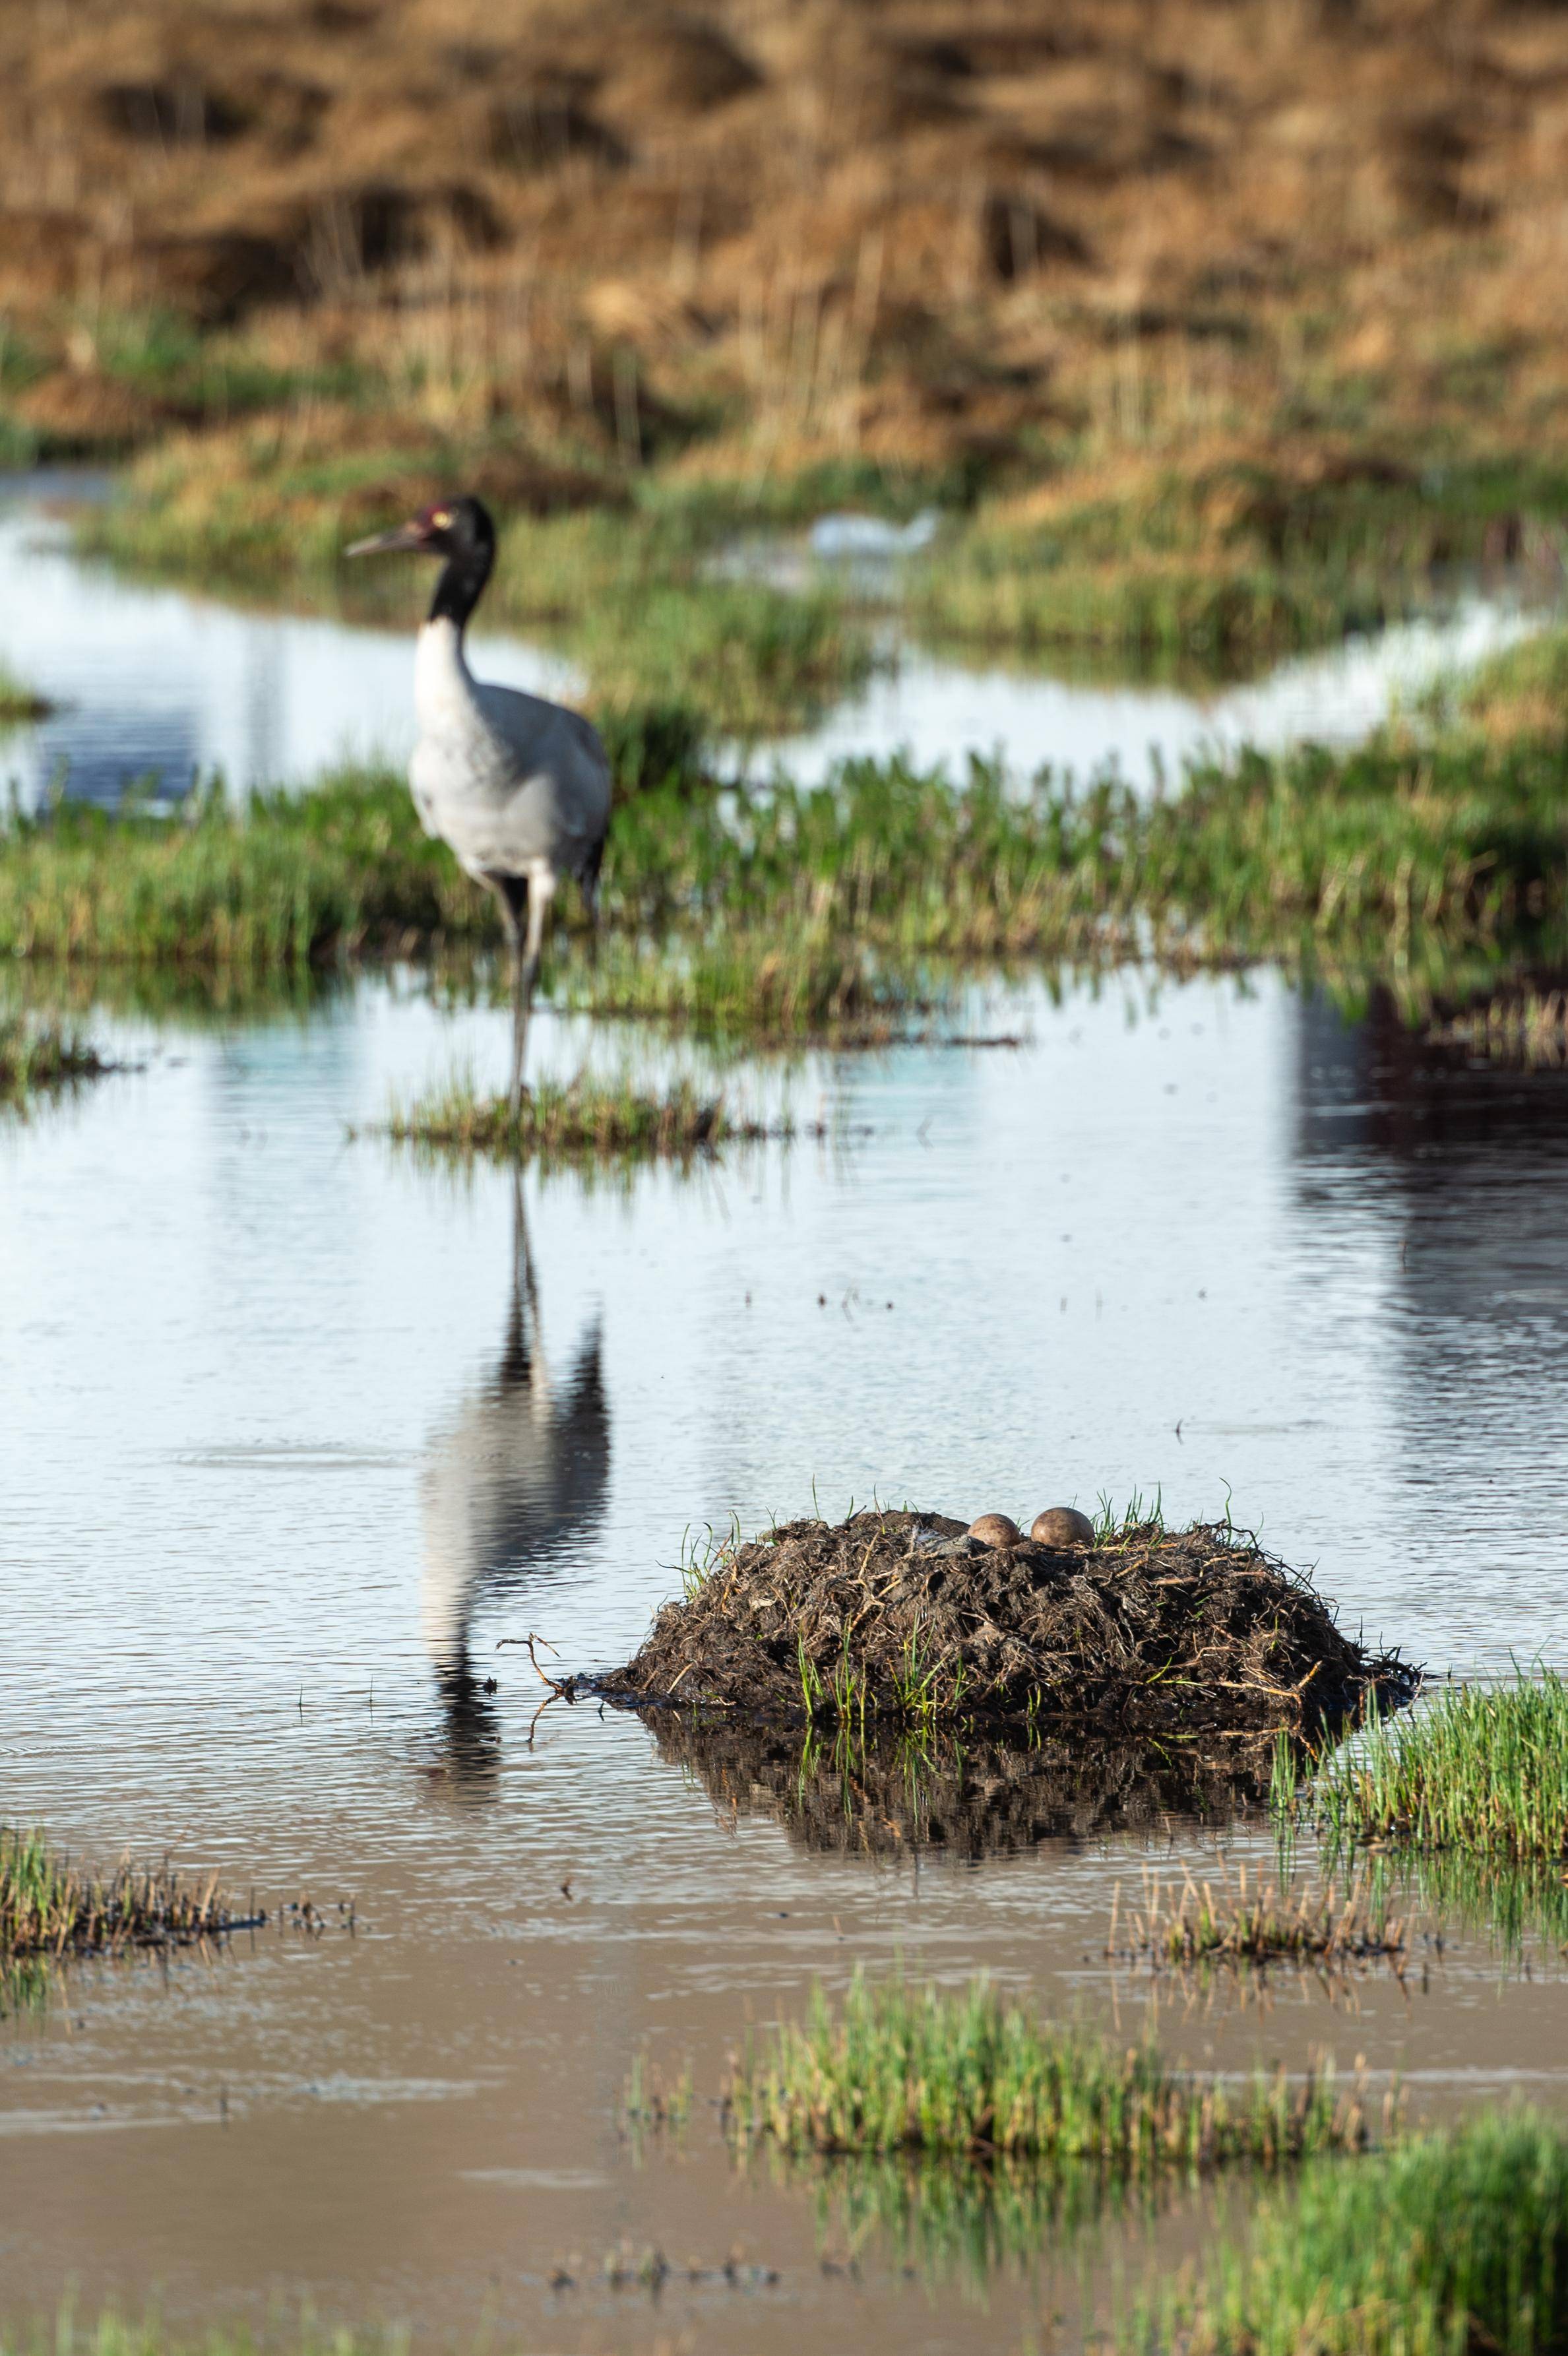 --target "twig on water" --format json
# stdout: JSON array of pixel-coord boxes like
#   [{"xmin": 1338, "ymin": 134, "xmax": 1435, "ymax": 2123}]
[{"xmin": 497, "ymin": 1630, "xmax": 580, "ymax": 1746}]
